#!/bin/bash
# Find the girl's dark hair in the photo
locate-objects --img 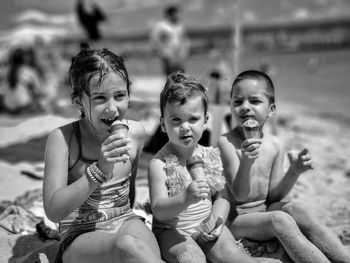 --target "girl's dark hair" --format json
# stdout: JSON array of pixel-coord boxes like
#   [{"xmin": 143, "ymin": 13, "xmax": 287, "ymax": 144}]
[
  {"xmin": 160, "ymin": 71, "xmax": 208, "ymax": 117},
  {"xmin": 231, "ymin": 70, "xmax": 275, "ymax": 104},
  {"xmin": 69, "ymin": 46, "xmax": 130, "ymax": 117}
]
